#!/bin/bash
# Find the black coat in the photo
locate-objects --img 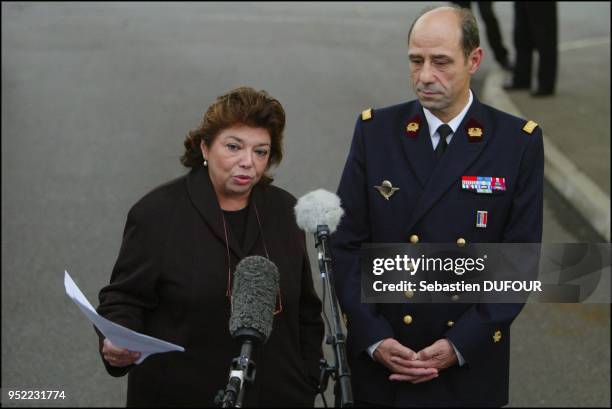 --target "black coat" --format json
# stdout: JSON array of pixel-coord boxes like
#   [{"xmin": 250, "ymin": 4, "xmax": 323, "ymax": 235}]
[{"xmin": 96, "ymin": 167, "xmax": 324, "ymax": 407}]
